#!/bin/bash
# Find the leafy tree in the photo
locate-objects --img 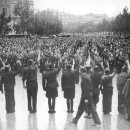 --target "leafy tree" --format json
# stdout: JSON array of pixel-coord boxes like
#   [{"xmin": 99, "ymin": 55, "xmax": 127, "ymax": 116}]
[
  {"xmin": 13, "ymin": 2, "xmax": 62, "ymax": 35},
  {"xmin": 13, "ymin": 0, "xmax": 34, "ymax": 34},
  {"xmin": 33, "ymin": 9, "xmax": 62, "ymax": 36},
  {"xmin": 112, "ymin": 7, "xmax": 130, "ymax": 37},
  {"xmin": 0, "ymin": 10, "xmax": 11, "ymax": 35}
]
